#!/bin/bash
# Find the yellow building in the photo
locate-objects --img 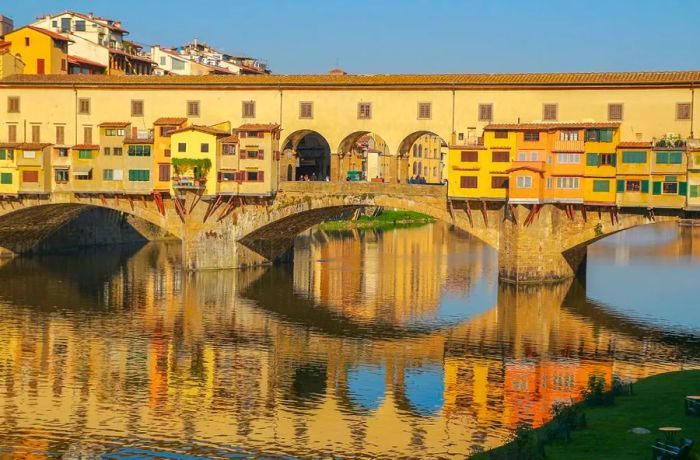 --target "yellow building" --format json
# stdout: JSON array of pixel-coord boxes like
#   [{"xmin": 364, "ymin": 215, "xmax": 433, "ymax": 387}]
[
  {"xmin": 2, "ymin": 26, "xmax": 70, "ymax": 75},
  {"xmin": 0, "ymin": 40, "xmax": 25, "ymax": 78},
  {"xmin": 235, "ymin": 123, "xmax": 280, "ymax": 196},
  {"xmin": 70, "ymin": 143, "xmax": 99, "ymax": 191},
  {"xmin": 170, "ymin": 125, "xmax": 230, "ymax": 196},
  {"xmin": 0, "ymin": 143, "xmax": 18, "ymax": 195},
  {"xmin": 449, "ymin": 127, "xmax": 515, "ymax": 201},
  {"xmin": 153, "ymin": 117, "xmax": 188, "ymax": 193},
  {"xmin": 96, "ymin": 121, "xmax": 129, "ymax": 192},
  {"xmin": 583, "ymin": 126, "xmax": 620, "ymax": 205},
  {"xmin": 688, "ymin": 142, "xmax": 700, "ymax": 210},
  {"xmin": 616, "ymin": 142, "xmax": 652, "ymax": 208},
  {"xmin": 408, "ymin": 133, "xmax": 446, "ymax": 184},
  {"xmin": 650, "ymin": 142, "xmax": 687, "ymax": 209},
  {"xmin": 124, "ymin": 129, "xmax": 155, "ymax": 194}
]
